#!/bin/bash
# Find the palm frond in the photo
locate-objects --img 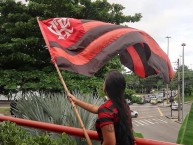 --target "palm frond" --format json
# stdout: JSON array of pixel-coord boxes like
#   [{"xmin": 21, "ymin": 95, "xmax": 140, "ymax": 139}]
[{"xmin": 11, "ymin": 91, "xmax": 102, "ymax": 145}]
